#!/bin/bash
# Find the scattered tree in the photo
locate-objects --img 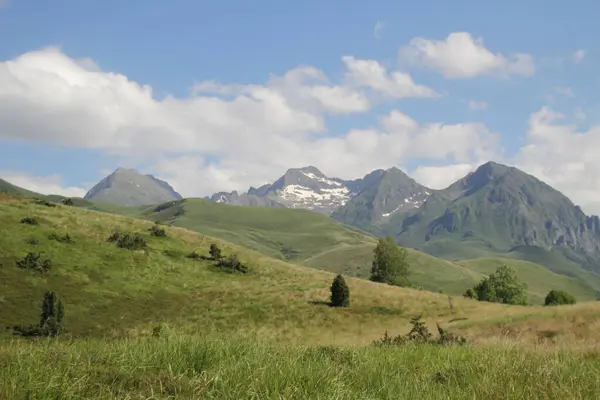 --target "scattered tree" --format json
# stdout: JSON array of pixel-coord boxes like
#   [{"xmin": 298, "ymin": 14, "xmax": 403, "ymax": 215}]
[
  {"xmin": 34, "ymin": 198, "xmax": 56, "ymax": 207},
  {"xmin": 544, "ymin": 290, "xmax": 576, "ymax": 306},
  {"xmin": 61, "ymin": 198, "xmax": 74, "ymax": 206},
  {"xmin": 209, "ymin": 243, "xmax": 222, "ymax": 260},
  {"xmin": 370, "ymin": 236, "xmax": 410, "ymax": 286},
  {"xmin": 13, "ymin": 291, "xmax": 64, "ymax": 337},
  {"xmin": 470, "ymin": 265, "xmax": 527, "ymax": 305},
  {"xmin": 330, "ymin": 274, "xmax": 350, "ymax": 307}
]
